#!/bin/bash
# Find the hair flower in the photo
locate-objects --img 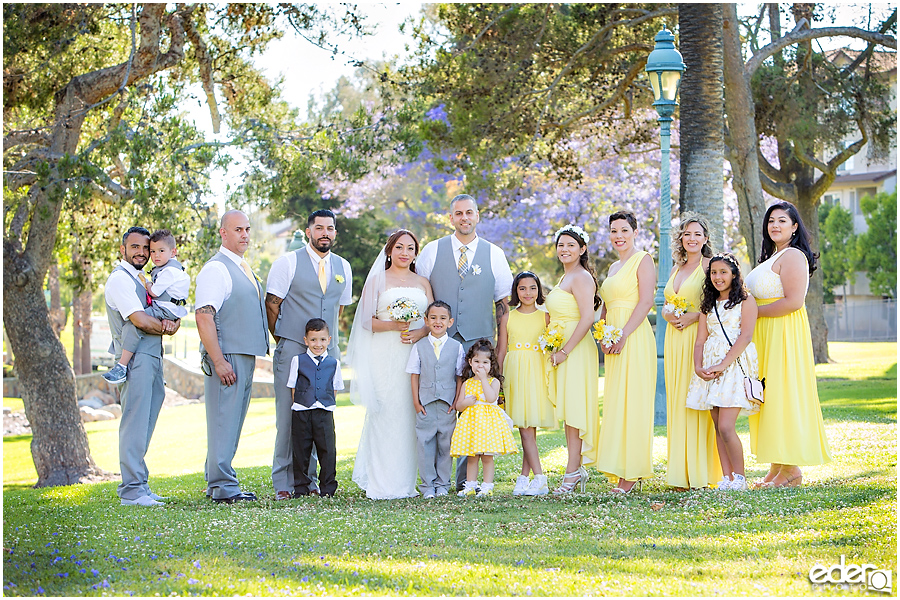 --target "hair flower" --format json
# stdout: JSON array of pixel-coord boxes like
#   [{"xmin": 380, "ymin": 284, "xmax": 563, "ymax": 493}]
[{"xmin": 555, "ymin": 224, "xmax": 590, "ymax": 245}]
